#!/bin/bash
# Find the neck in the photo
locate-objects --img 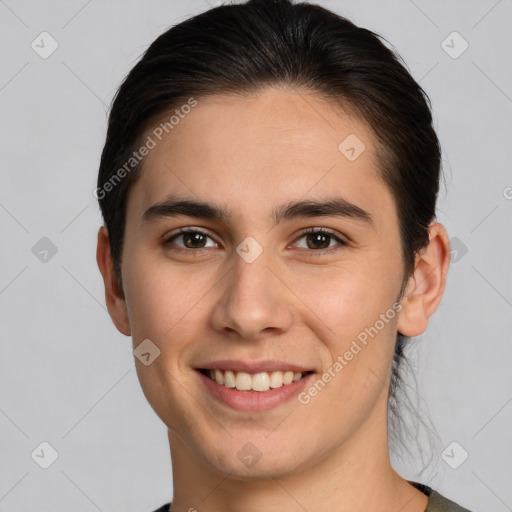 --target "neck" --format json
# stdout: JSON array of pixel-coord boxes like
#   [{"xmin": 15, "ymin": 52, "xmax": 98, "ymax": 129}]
[{"xmin": 167, "ymin": 403, "xmax": 428, "ymax": 512}]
